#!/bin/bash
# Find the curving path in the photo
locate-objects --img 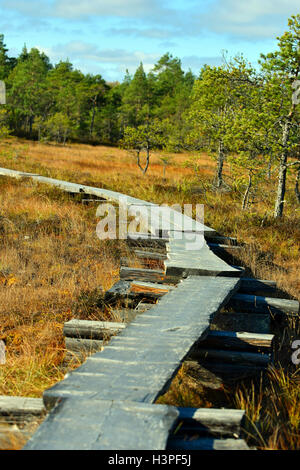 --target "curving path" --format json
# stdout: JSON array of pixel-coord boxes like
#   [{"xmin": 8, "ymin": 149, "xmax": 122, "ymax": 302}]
[{"xmin": 0, "ymin": 167, "xmax": 248, "ymax": 450}]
